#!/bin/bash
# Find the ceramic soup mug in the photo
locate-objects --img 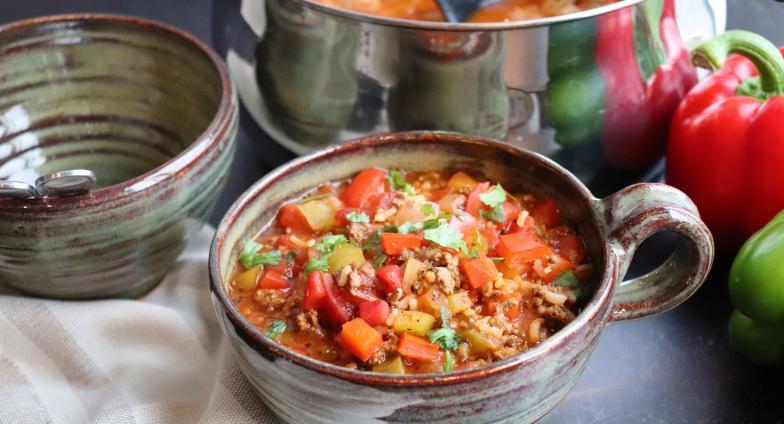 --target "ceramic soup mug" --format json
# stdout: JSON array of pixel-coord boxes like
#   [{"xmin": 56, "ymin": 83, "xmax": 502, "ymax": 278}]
[{"xmin": 209, "ymin": 131, "xmax": 714, "ymax": 423}]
